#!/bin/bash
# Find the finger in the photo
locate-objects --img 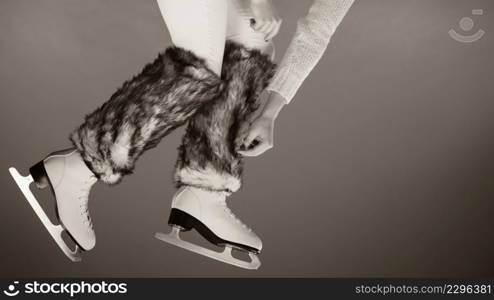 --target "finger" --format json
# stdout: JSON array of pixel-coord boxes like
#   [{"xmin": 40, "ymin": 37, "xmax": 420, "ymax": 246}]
[
  {"xmin": 251, "ymin": 19, "xmax": 265, "ymax": 31},
  {"xmin": 266, "ymin": 20, "xmax": 281, "ymax": 40},
  {"xmin": 238, "ymin": 142, "xmax": 271, "ymax": 157},
  {"xmin": 246, "ymin": 111, "xmax": 258, "ymax": 123},
  {"xmin": 236, "ymin": 150, "xmax": 249, "ymax": 156},
  {"xmin": 262, "ymin": 21, "xmax": 276, "ymax": 40},
  {"xmin": 236, "ymin": 128, "xmax": 250, "ymax": 148},
  {"xmin": 242, "ymin": 130, "xmax": 259, "ymax": 149},
  {"xmin": 237, "ymin": 124, "xmax": 249, "ymax": 139},
  {"xmin": 258, "ymin": 20, "xmax": 272, "ymax": 35}
]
